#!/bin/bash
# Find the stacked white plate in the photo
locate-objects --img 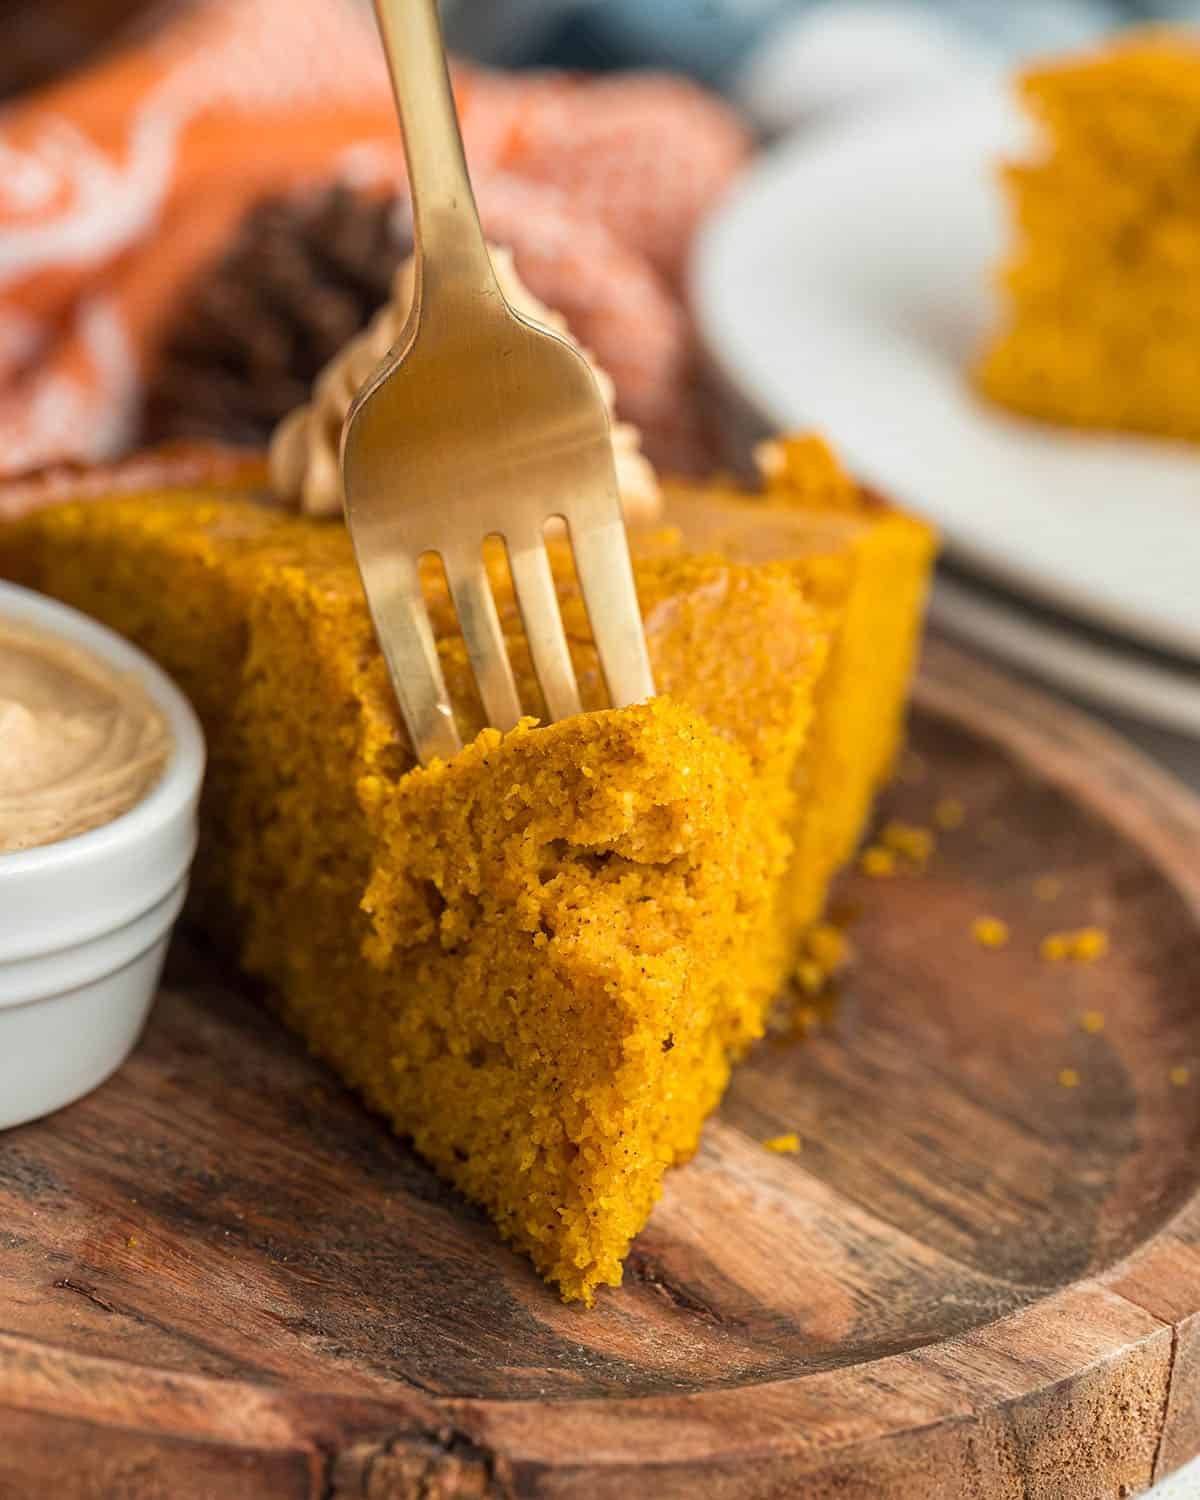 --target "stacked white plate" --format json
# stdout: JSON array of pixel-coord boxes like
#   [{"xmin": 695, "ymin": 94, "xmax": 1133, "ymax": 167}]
[{"xmin": 692, "ymin": 79, "xmax": 1200, "ymax": 743}]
